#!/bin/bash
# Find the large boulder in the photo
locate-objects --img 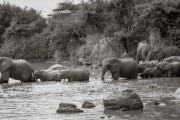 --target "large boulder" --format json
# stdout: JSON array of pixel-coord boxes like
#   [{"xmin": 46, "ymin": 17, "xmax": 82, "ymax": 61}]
[
  {"xmin": 175, "ymin": 87, "xmax": 180, "ymax": 99},
  {"xmin": 57, "ymin": 103, "xmax": 83, "ymax": 113},
  {"xmin": 103, "ymin": 89, "xmax": 143, "ymax": 110}
]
